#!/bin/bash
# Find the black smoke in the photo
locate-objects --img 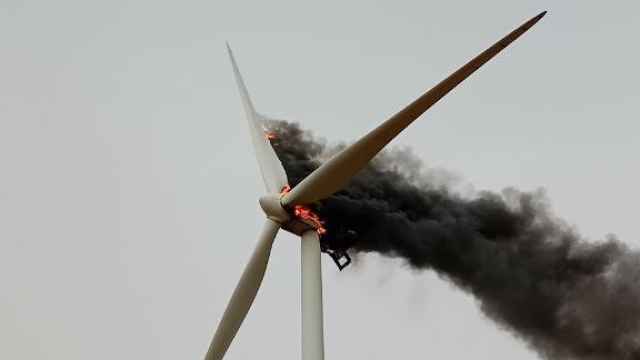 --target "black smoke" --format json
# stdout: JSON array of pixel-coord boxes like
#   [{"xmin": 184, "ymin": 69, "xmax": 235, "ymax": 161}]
[{"xmin": 267, "ymin": 119, "xmax": 640, "ymax": 360}]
